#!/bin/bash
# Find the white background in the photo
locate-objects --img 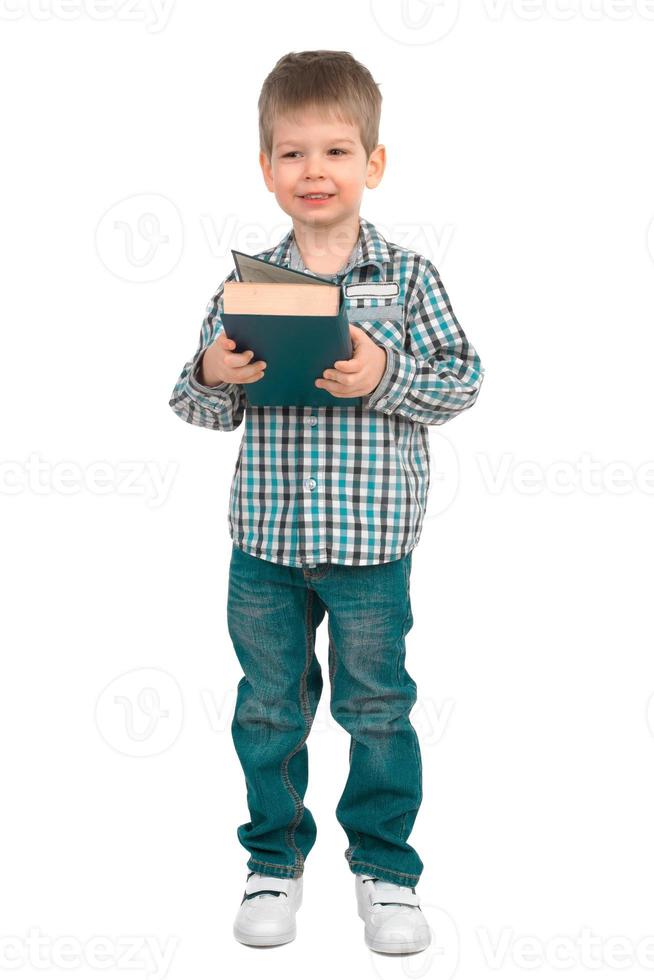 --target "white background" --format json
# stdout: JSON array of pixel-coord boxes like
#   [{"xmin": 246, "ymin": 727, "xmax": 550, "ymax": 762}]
[{"xmin": 2, "ymin": 1, "xmax": 654, "ymax": 977}]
